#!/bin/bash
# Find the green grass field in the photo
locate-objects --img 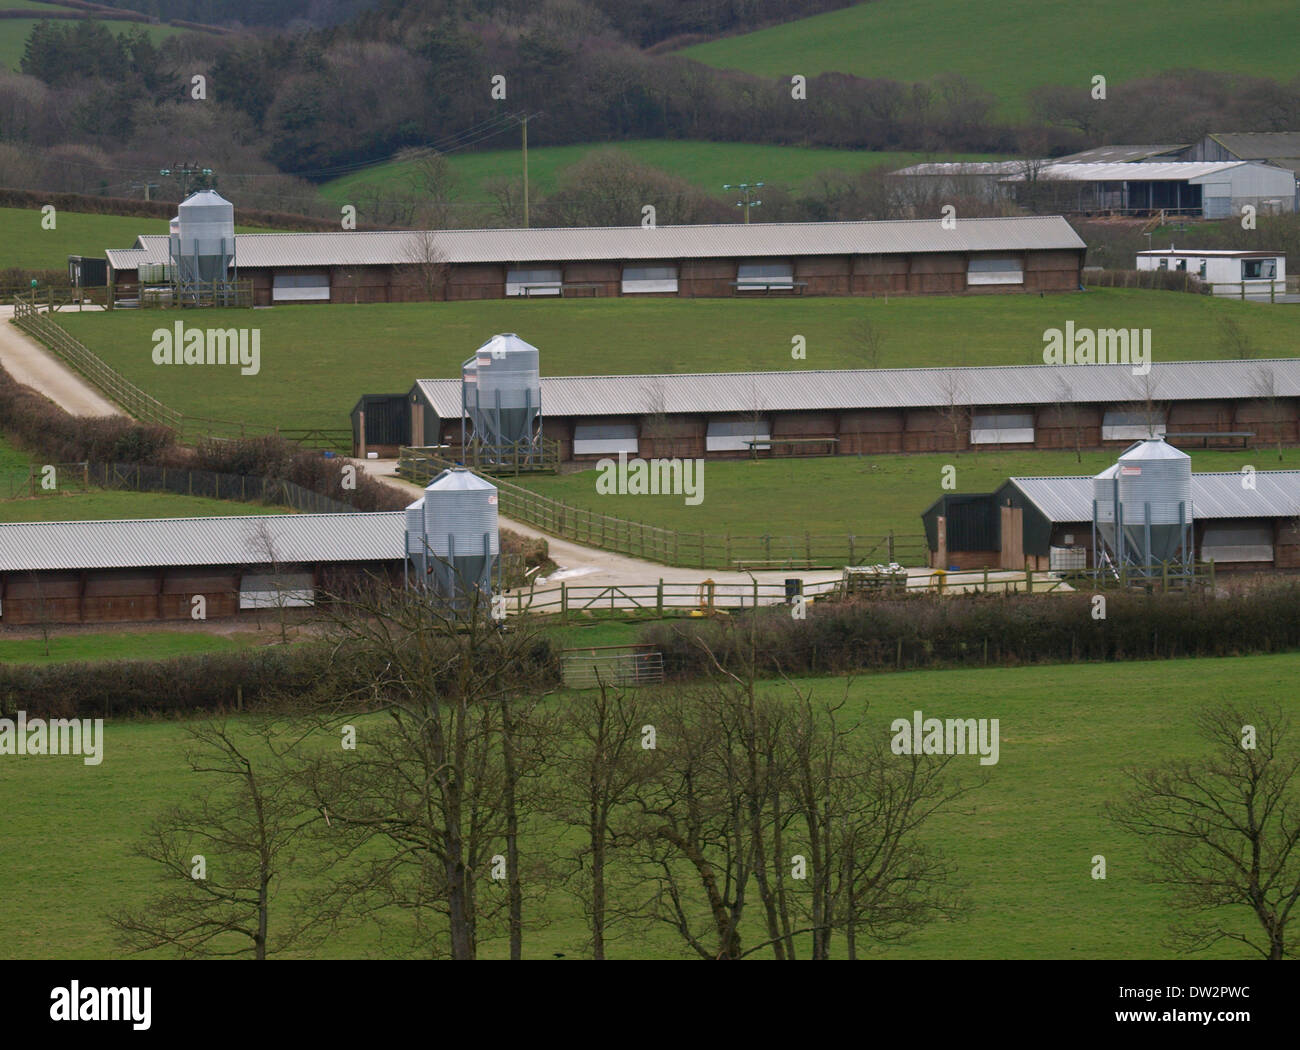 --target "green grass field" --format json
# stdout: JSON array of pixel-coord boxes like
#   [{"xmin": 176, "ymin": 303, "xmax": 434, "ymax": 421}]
[
  {"xmin": 0, "ymin": 651, "xmax": 1289, "ymax": 959},
  {"xmin": 518, "ymin": 447, "xmax": 1300, "ymax": 541},
  {"xmin": 0, "ymin": 16, "xmax": 185, "ymax": 73},
  {"xmin": 0, "ymin": 207, "xmax": 281, "ymax": 273},
  {"xmin": 320, "ymin": 140, "xmax": 1003, "ymax": 208},
  {"xmin": 680, "ymin": 0, "xmax": 1300, "ymax": 116},
  {"xmin": 0, "ymin": 629, "xmax": 264, "ymax": 665},
  {"xmin": 55, "ymin": 290, "xmax": 1300, "ymax": 429},
  {"xmin": 0, "ymin": 489, "xmax": 296, "ymax": 522}
]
